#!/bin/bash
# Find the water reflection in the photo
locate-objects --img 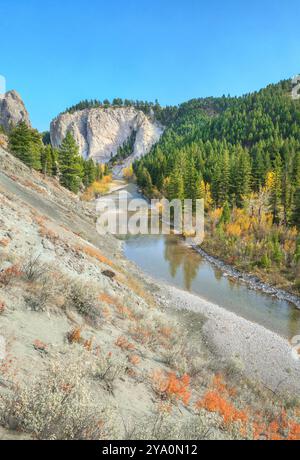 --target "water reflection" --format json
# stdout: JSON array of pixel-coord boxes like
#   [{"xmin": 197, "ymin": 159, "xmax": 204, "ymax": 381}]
[
  {"xmin": 124, "ymin": 233, "xmax": 300, "ymax": 339},
  {"xmin": 164, "ymin": 238, "xmax": 202, "ymax": 290}
]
